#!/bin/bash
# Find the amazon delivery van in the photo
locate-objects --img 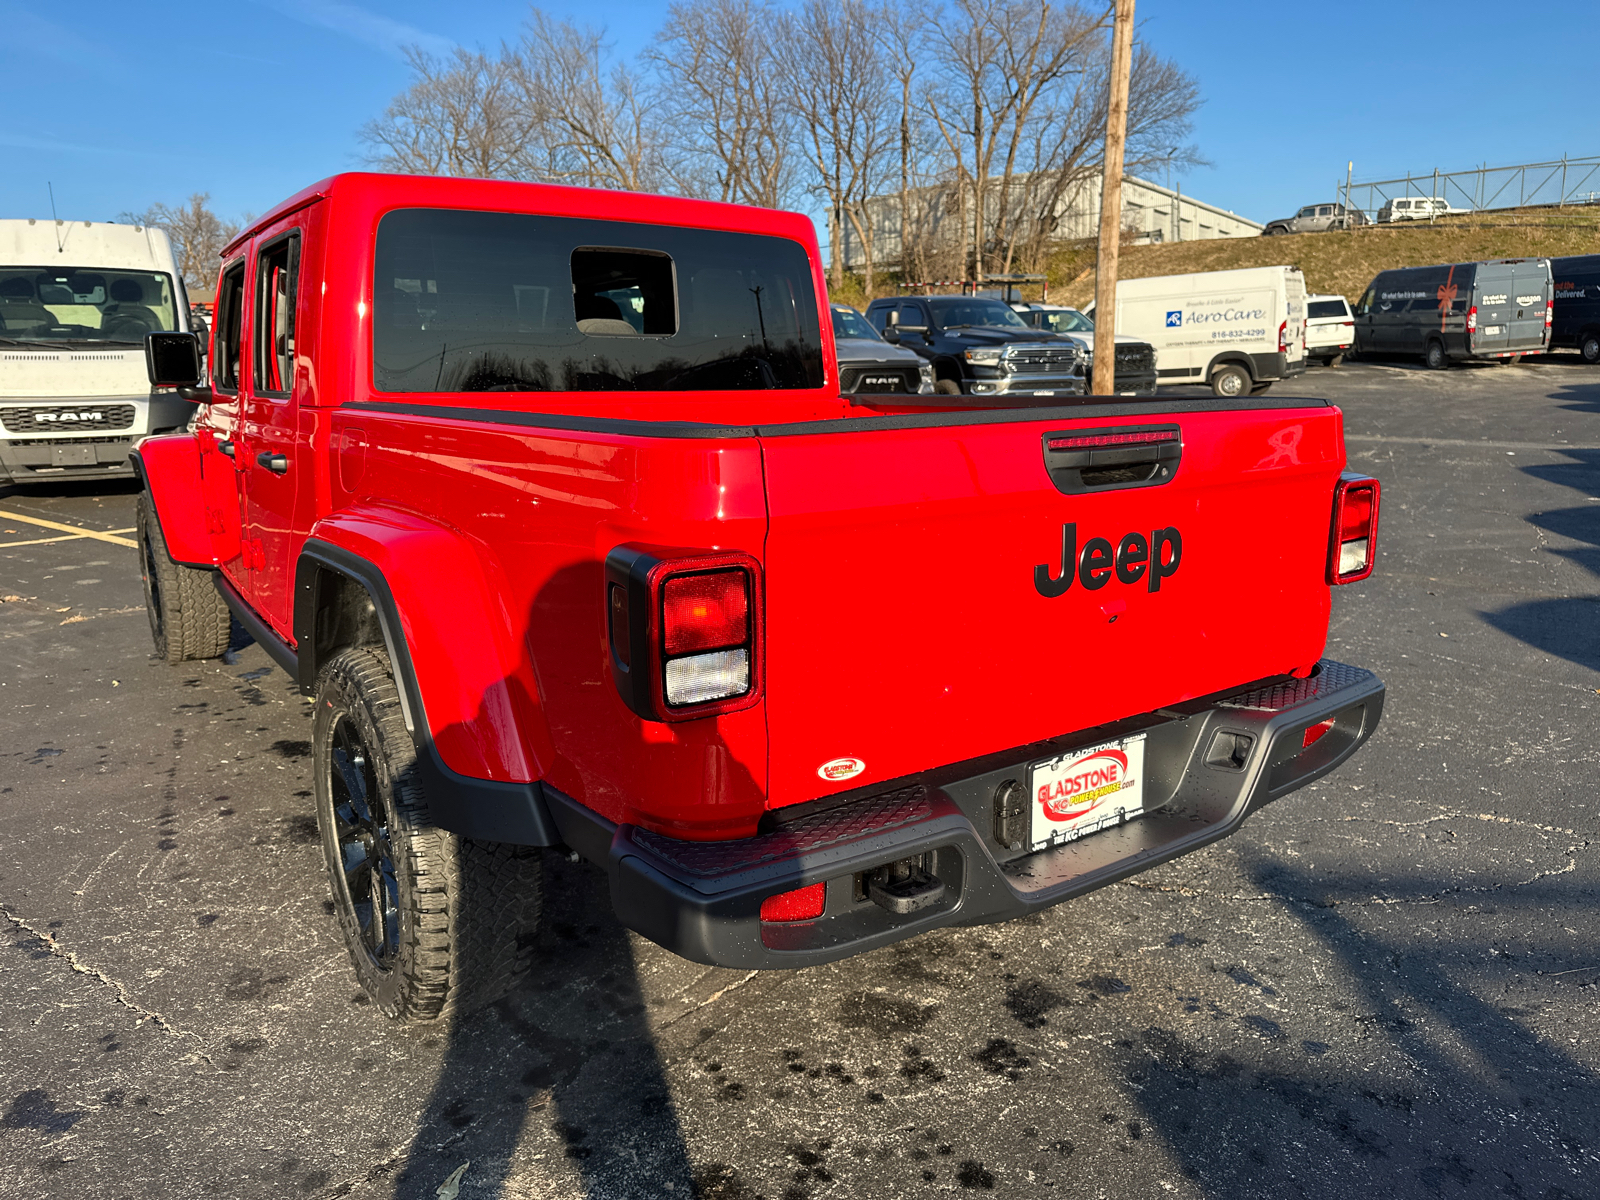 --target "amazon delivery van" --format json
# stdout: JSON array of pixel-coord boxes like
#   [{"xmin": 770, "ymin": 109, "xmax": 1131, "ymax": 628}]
[
  {"xmin": 0, "ymin": 219, "xmax": 197, "ymax": 483},
  {"xmin": 1088, "ymin": 265, "xmax": 1307, "ymax": 398}
]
